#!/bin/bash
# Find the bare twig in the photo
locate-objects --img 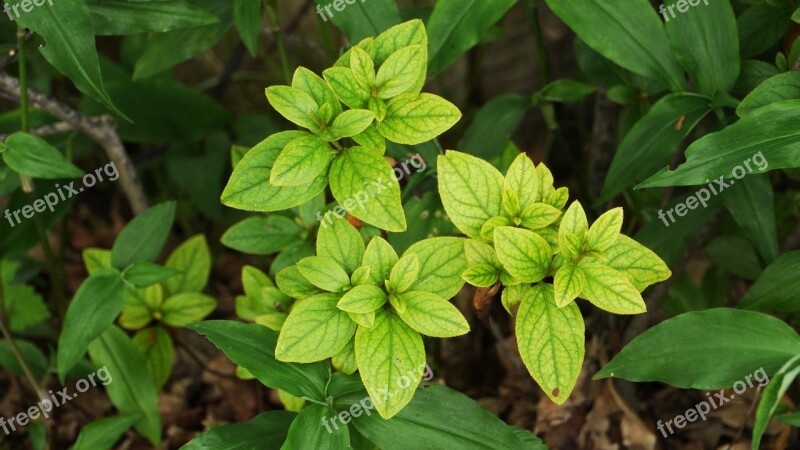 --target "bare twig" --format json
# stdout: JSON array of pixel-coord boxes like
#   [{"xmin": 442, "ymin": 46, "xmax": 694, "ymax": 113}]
[
  {"xmin": 0, "ymin": 73, "xmax": 148, "ymax": 213},
  {"xmin": 0, "ymin": 120, "xmax": 77, "ymax": 141}
]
